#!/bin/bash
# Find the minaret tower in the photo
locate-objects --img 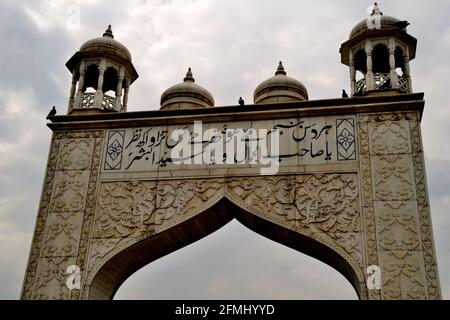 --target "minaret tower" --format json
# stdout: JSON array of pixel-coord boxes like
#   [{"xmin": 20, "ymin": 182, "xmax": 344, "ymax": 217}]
[
  {"xmin": 340, "ymin": 3, "xmax": 417, "ymax": 96},
  {"xmin": 65, "ymin": 25, "xmax": 138, "ymax": 113}
]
